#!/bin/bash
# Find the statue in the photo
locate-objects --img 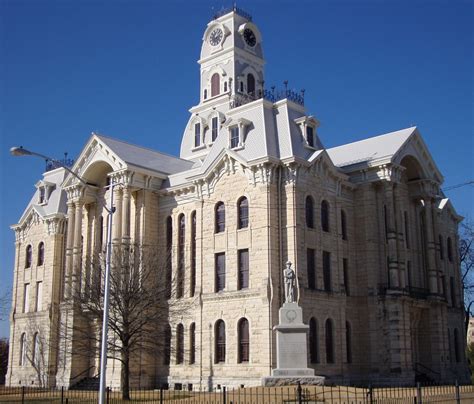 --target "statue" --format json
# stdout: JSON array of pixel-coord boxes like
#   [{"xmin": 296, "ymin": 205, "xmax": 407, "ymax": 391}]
[{"xmin": 283, "ymin": 261, "xmax": 296, "ymax": 303}]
